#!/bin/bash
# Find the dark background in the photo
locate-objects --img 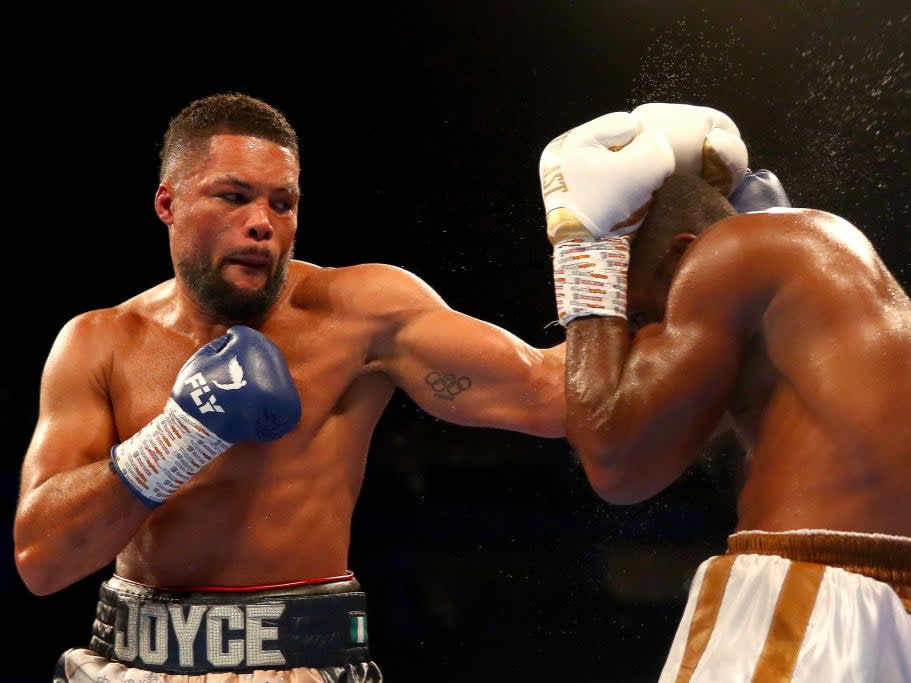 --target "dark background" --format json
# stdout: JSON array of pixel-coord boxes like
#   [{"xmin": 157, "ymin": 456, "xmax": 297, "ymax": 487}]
[{"xmin": 4, "ymin": 2, "xmax": 909, "ymax": 682}]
